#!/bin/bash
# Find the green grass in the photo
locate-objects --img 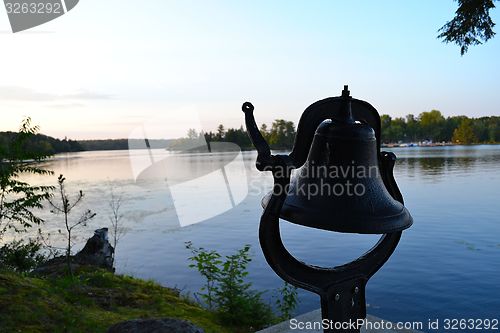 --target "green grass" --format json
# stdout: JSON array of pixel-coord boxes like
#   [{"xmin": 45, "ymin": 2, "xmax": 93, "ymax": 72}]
[{"xmin": 0, "ymin": 268, "xmax": 233, "ymax": 333}]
